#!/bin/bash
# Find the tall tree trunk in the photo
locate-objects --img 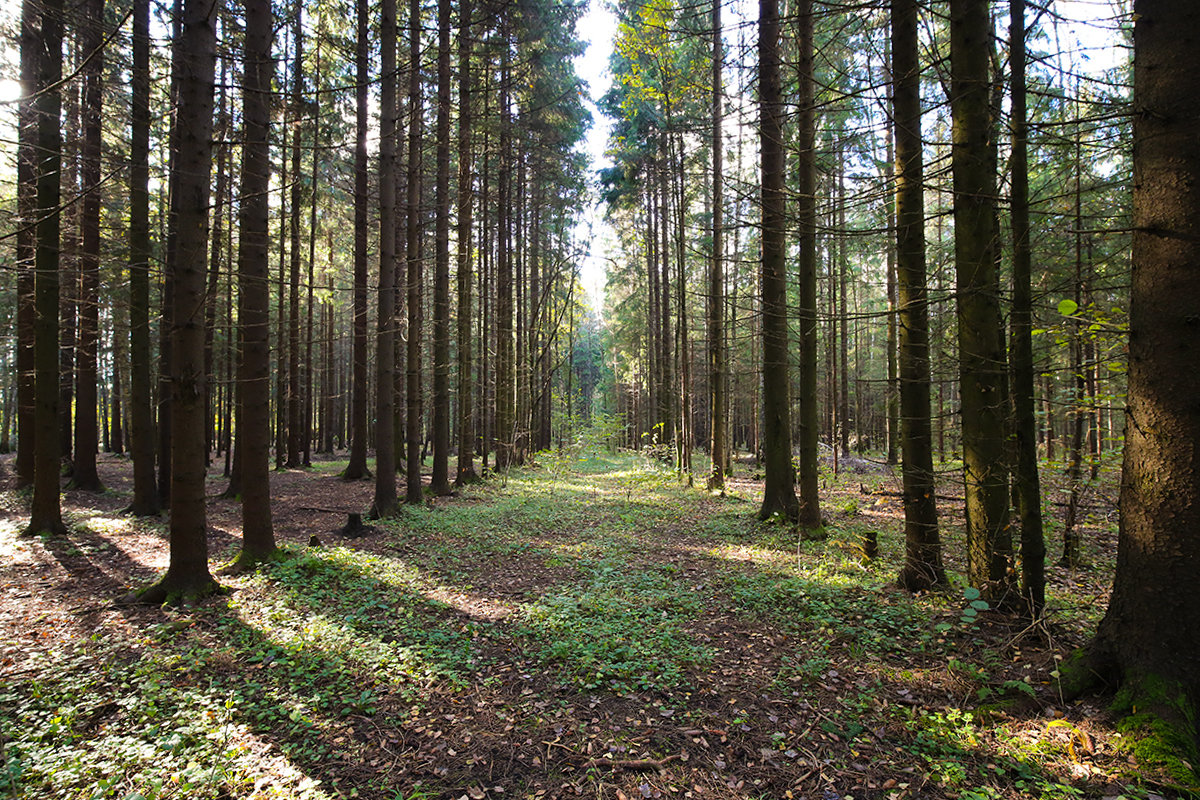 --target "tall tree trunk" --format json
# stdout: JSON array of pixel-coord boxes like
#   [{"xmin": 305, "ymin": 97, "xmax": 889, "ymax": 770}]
[
  {"xmin": 950, "ymin": 0, "xmax": 1011, "ymax": 596},
  {"xmin": 1008, "ymin": 0, "xmax": 1045, "ymax": 613},
  {"xmin": 286, "ymin": 7, "xmax": 304, "ymax": 469},
  {"xmin": 343, "ymin": 0, "xmax": 370, "ymax": 480},
  {"xmin": 757, "ymin": 0, "xmax": 798, "ymax": 522},
  {"xmin": 706, "ymin": 0, "xmax": 726, "ymax": 493},
  {"xmin": 136, "ymin": 0, "xmax": 223, "ymax": 601},
  {"xmin": 304, "ymin": 33, "xmax": 321, "ymax": 468},
  {"xmin": 404, "ymin": 0, "xmax": 425, "ymax": 502},
  {"xmin": 793, "ymin": 0, "xmax": 821, "ymax": 528},
  {"xmin": 430, "ymin": 0, "xmax": 452, "ymax": 495},
  {"xmin": 157, "ymin": 2, "xmax": 183, "ymax": 507},
  {"xmin": 372, "ymin": 0, "xmax": 399, "ymax": 517},
  {"xmin": 70, "ymin": 0, "xmax": 105, "ymax": 492},
  {"xmin": 60, "ymin": 61, "xmax": 77, "ymax": 473},
  {"xmin": 893, "ymin": 0, "xmax": 943, "ymax": 591},
  {"xmin": 837, "ymin": 158, "xmax": 850, "ymax": 459},
  {"xmin": 884, "ymin": 66, "xmax": 899, "ymax": 467},
  {"xmin": 455, "ymin": 0, "xmax": 479, "ymax": 486},
  {"xmin": 232, "ymin": 0, "xmax": 277, "ymax": 567},
  {"xmin": 495, "ymin": 24, "xmax": 516, "ymax": 473},
  {"xmin": 1066, "ymin": 0, "xmax": 1200, "ymax": 751},
  {"xmin": 205, "ymin": 50, "xmax": 228, "ymax": 464},
  {"xmin": 23, "ymin": 0, "xmax": 67, "ymax": 536},
  {"xmin": 127, "ymin": 0, "xmax": 158, "ymax": 514},
  {"xmin": 15, "ymin": 0, "xmax": 38, "ymax": 488}
]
